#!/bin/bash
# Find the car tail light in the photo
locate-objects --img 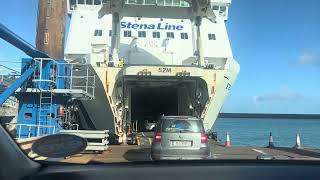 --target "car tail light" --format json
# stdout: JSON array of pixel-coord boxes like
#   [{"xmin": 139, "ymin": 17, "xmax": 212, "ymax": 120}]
[
  {"xmin": 154, "ymin": 132, "xmax": 161, "ymax": 142},
  {"xmin": 201, "ymin": 133, "xmax": 208, "ymax": 144}
]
